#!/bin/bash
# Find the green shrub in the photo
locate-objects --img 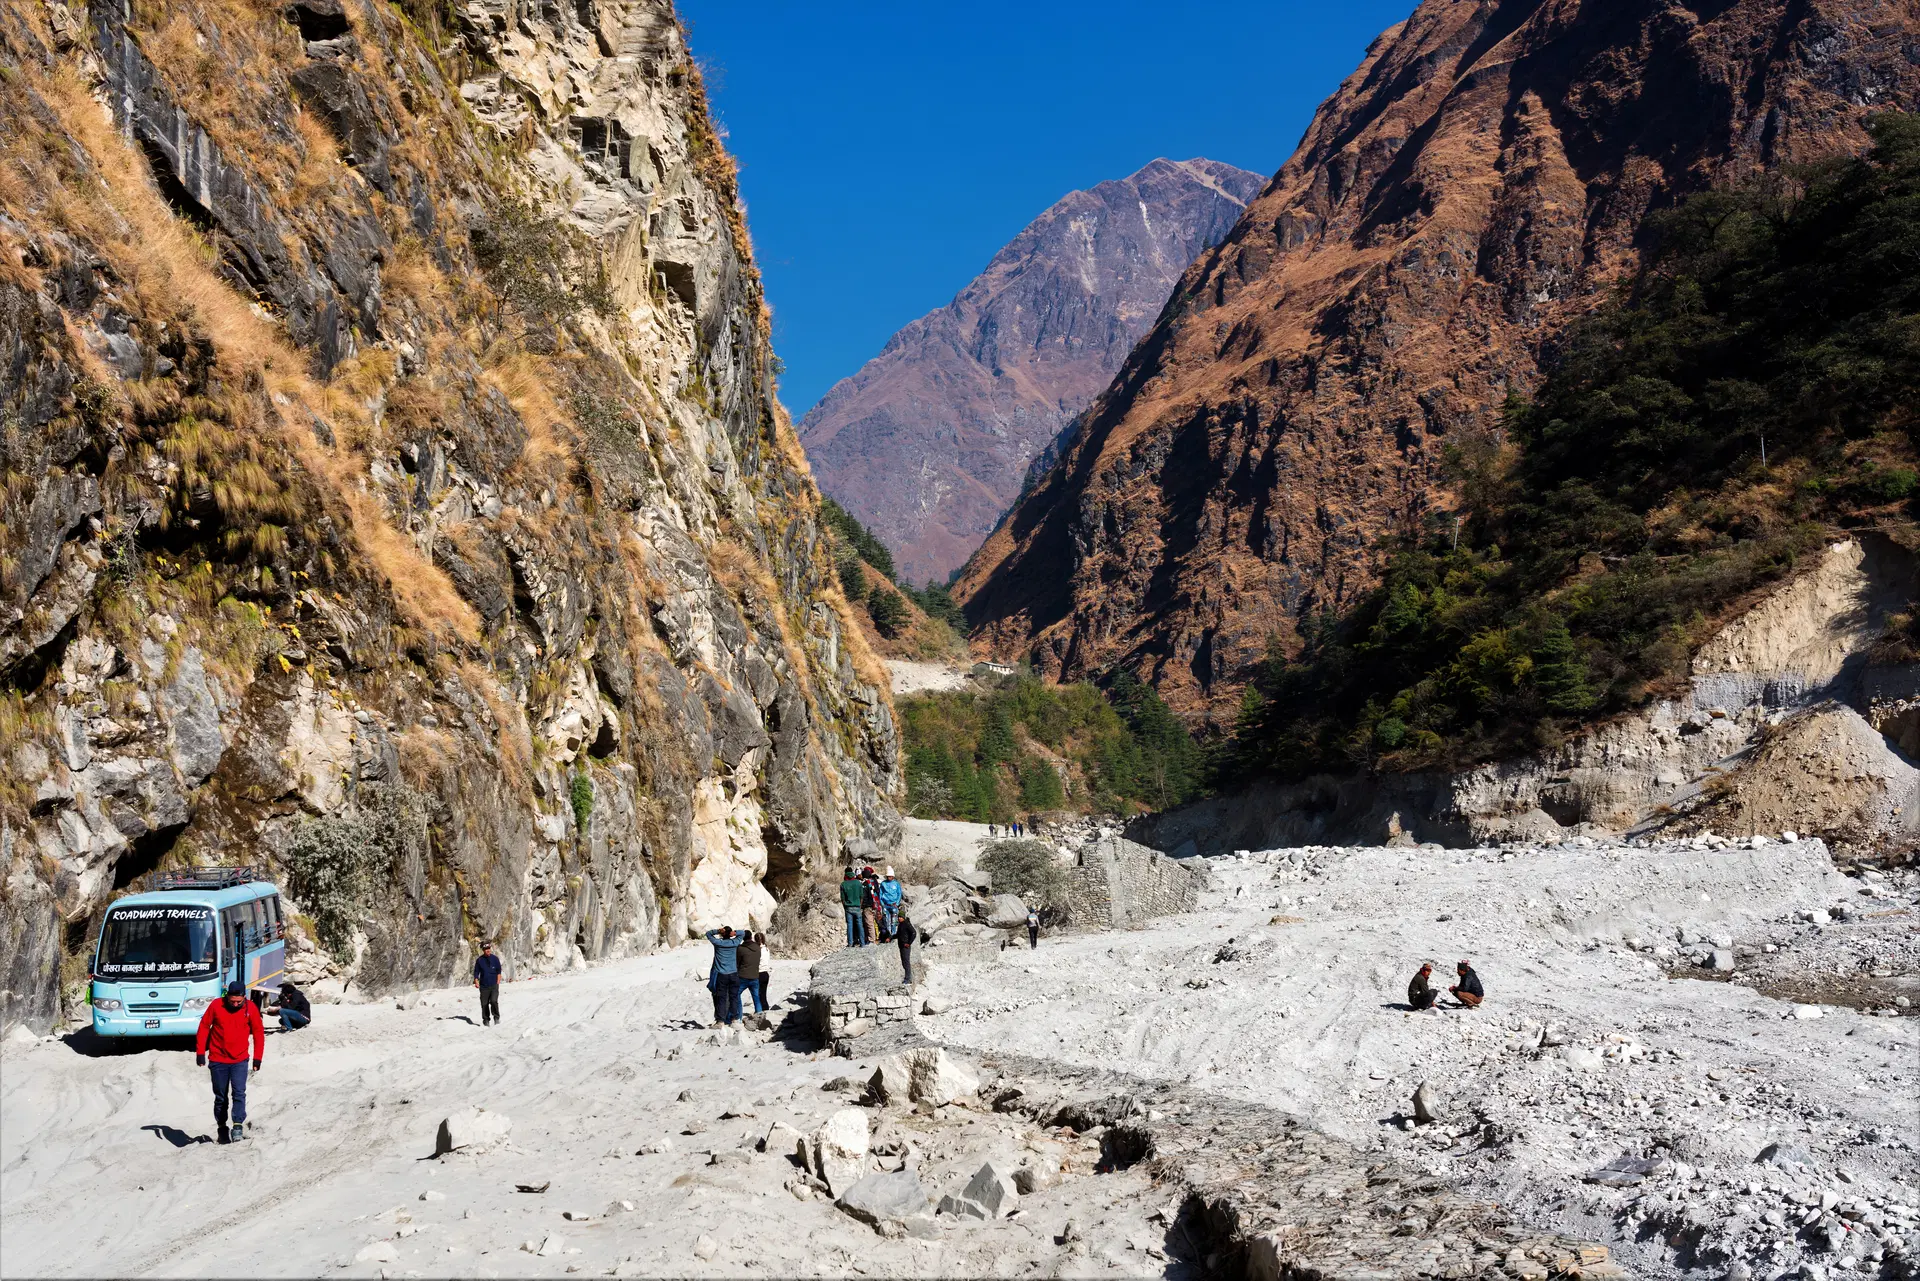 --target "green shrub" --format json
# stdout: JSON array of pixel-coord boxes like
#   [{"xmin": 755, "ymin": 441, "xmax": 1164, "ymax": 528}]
[
  {"xmin": 283, "ymin": 783, "xmax": 430, "ymax": 955},
  {"xmin": 866, "ymin": 584, "xmax": 910, "ymax": 637},
  {"xmin": 979, "ymin": 839, "xmax": 1067, "ymax": 910}
]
